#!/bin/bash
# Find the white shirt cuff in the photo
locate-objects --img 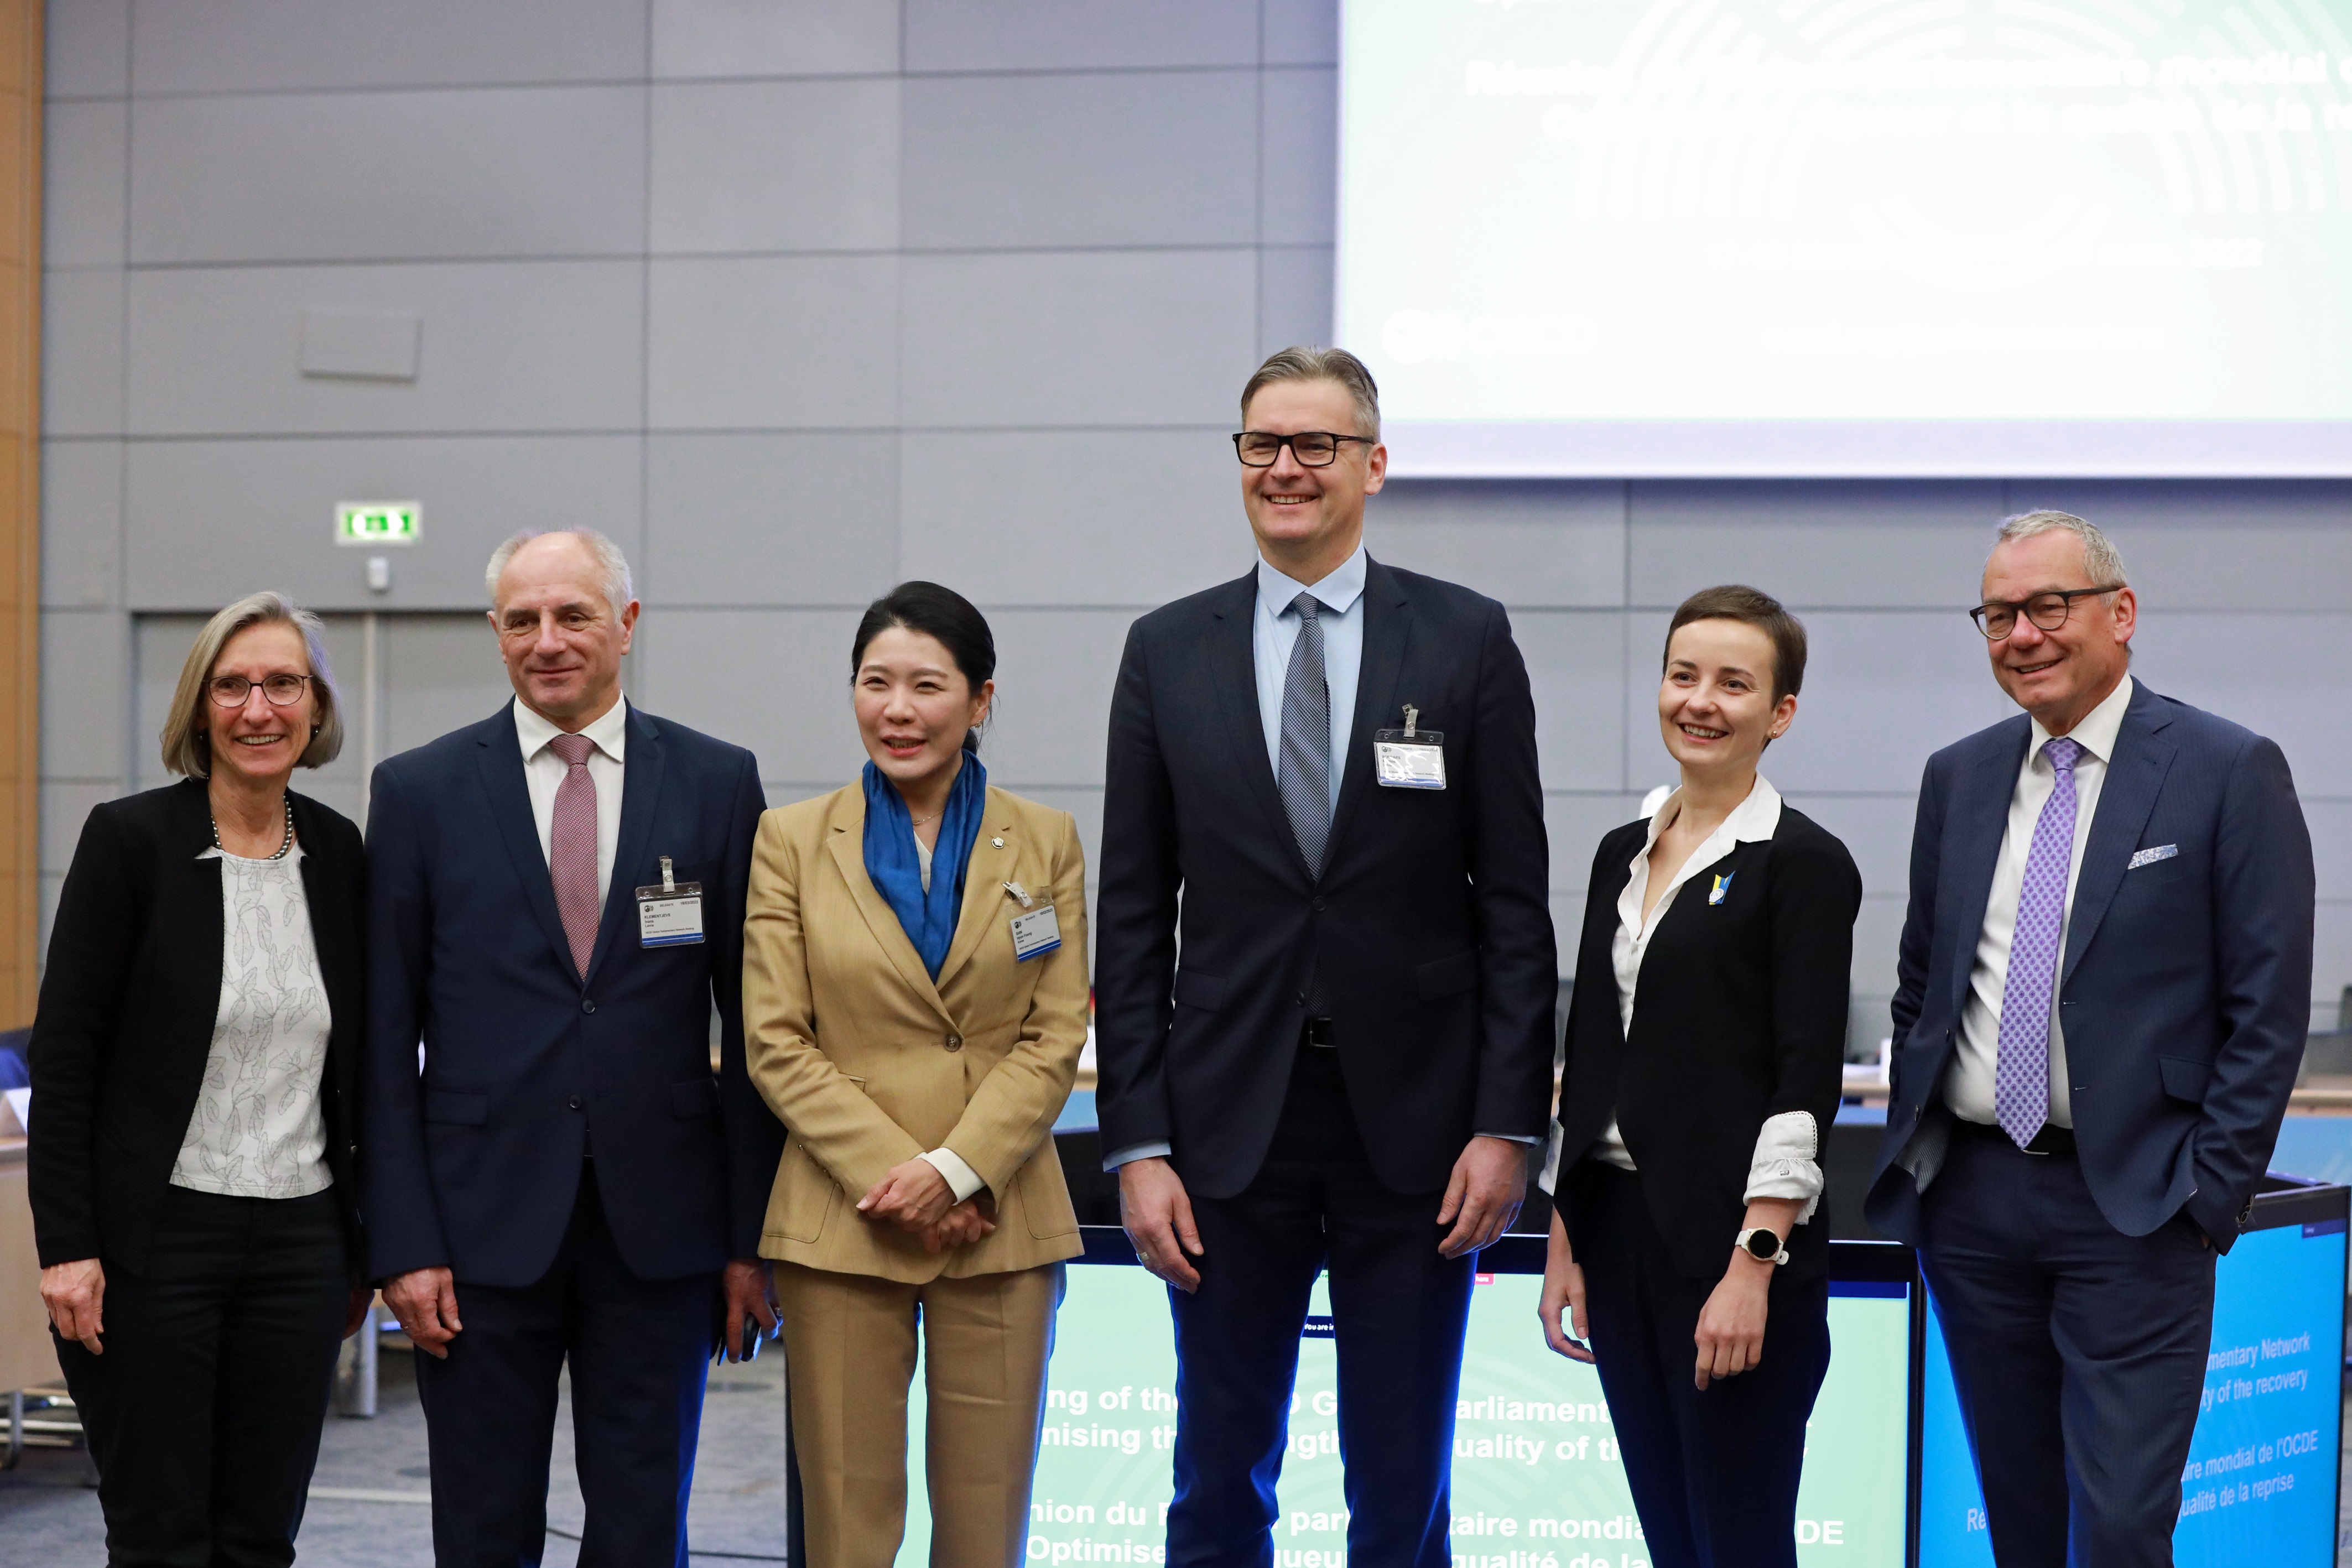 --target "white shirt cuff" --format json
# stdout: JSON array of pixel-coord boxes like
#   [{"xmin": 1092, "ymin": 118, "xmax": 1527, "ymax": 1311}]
[
  {"xmin": 1480, "ymin": 1131, "xmax": 1540, "ymax": 1144},
  {"xmin": 1103, "ymin": 1140, "xmax": 1173, "ymax": 1172},
  {"xmin": 917, "ymin": 1148, "xmax": 986, "ymax": 1202},
  {"xmin": 1537, "ymin": 1122, "xmax": 1564, "ymax": 1196},
  {"xmin": 1744, "ymin": 1109, "xmax": 1824, "ymax": 1225}
]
